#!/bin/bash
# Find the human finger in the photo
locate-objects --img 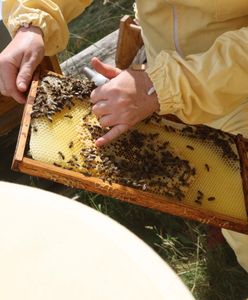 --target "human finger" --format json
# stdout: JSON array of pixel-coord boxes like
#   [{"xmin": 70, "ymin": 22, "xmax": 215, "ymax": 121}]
[
  {"xmin": 10, "ymin": 90, "xmax": 26, "ymax": 104},
  {"xmin": 16, "ymin": 53, "xmax": 42, "ymax": 92},
  {"xmin": 95, "ymin": 123, "xmax": 129, "ymax": 147},
  {"xmin": 0, "ymin": 61, "xmax": 26, "ymax": 103},
  {"xmin": 90, "ymin": 84, "xmax": 109, "ymax": 104},
  {"xmin": 91, "ymin": 100, "xmax": 110, "ymax": 117},
  {"xmin": 0, "ymin": 84, "xmax": 26, "ymax": 103},
  {"xmin": 98, "ymin": 111, "xmax": 126, "ymax": 128},
  {"xmin": 91, "ymin": 57, "xmax": 121, "ymax": 79},
  {"xmin": 98, "ymin": 114, "xmax": 115, "ymax": 128}
]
